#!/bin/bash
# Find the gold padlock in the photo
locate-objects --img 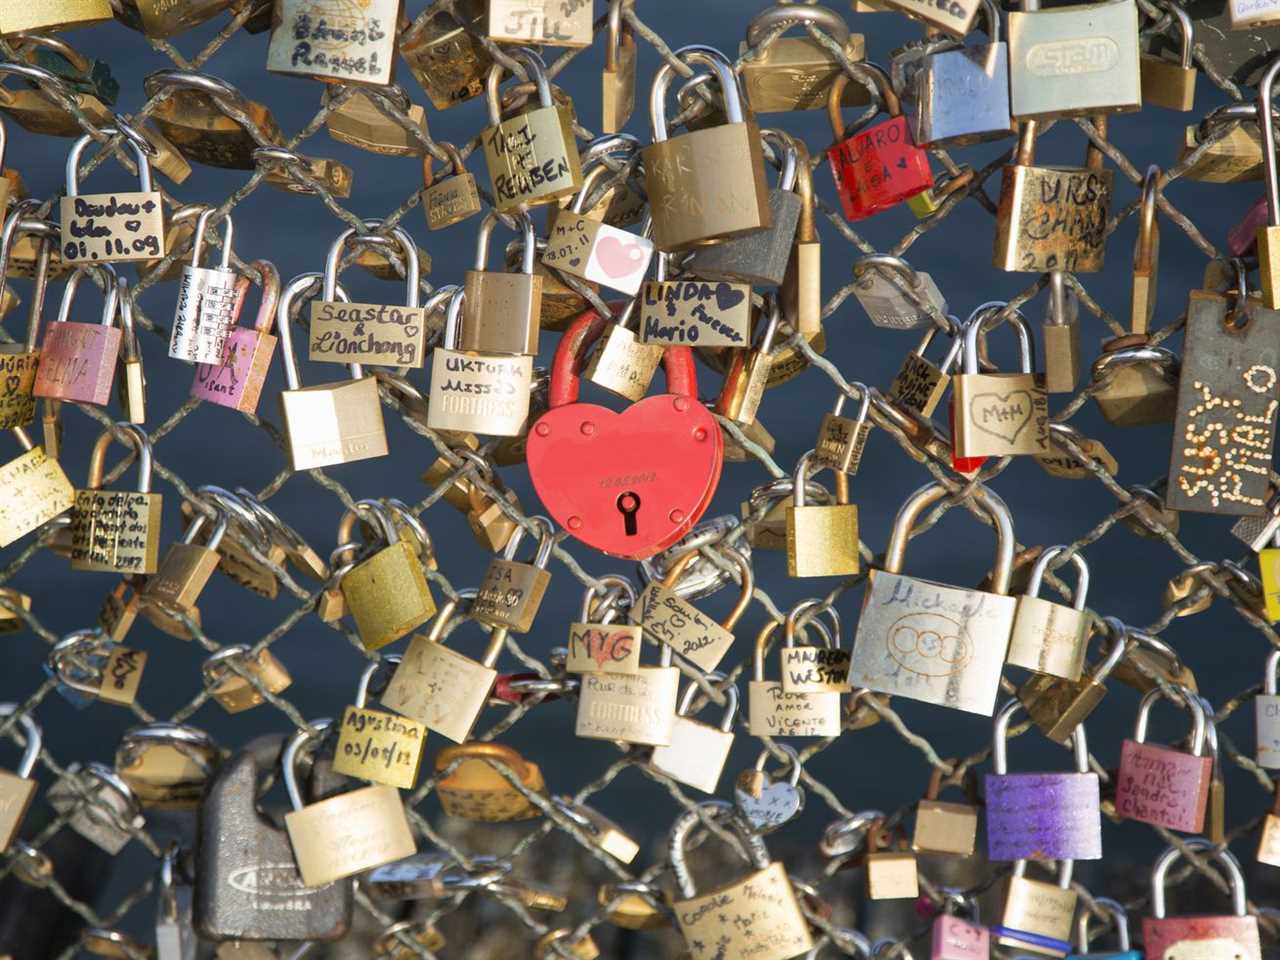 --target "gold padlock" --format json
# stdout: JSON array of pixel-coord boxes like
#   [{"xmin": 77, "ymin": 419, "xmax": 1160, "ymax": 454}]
[
  {"xmin": 435, "ymin": 742, "xmax": 545, "ymax": 821},
  {"xmin": 202, "ymin": 645, "xmax": 292, "ymax": 713}
]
